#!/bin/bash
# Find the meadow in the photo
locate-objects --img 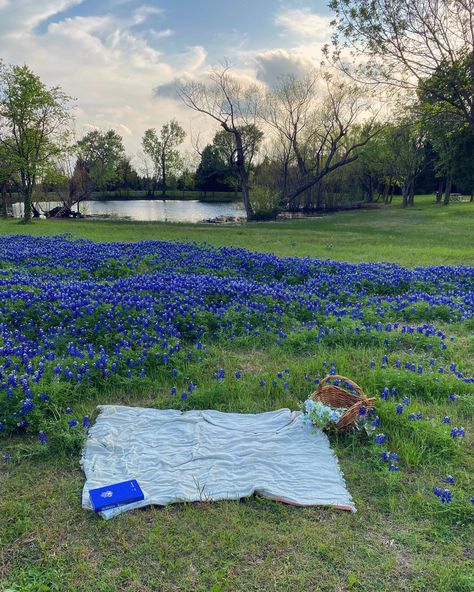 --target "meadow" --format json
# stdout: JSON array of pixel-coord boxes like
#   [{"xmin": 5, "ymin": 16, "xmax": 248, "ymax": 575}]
[{"xmin": 0, "ymin": 196, "xmax": 473, "ymax": 592}]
